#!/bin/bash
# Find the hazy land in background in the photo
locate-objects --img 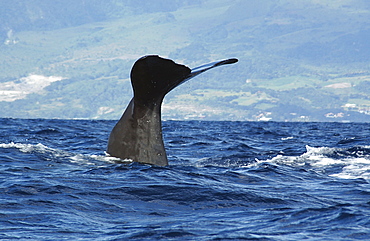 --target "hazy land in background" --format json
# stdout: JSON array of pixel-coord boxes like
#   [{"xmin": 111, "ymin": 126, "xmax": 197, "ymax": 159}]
[{"xmin": 1, "ymin": 0, "xmax": 370, "ymax": 122}]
